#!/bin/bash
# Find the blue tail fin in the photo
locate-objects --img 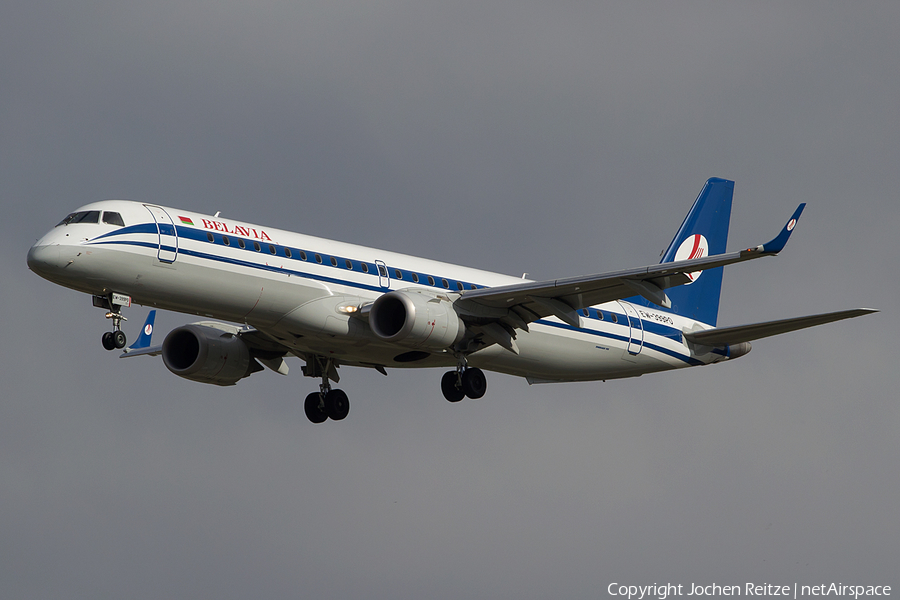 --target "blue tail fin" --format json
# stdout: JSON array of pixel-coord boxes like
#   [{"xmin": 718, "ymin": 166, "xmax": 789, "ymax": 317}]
[
  {"xmin": 127, "ymin": 310, "xmax": 157, "ymax": 351},
  {"xmin": 635, "ymin": 178, "xmax": 733, "ymax": 326}
]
